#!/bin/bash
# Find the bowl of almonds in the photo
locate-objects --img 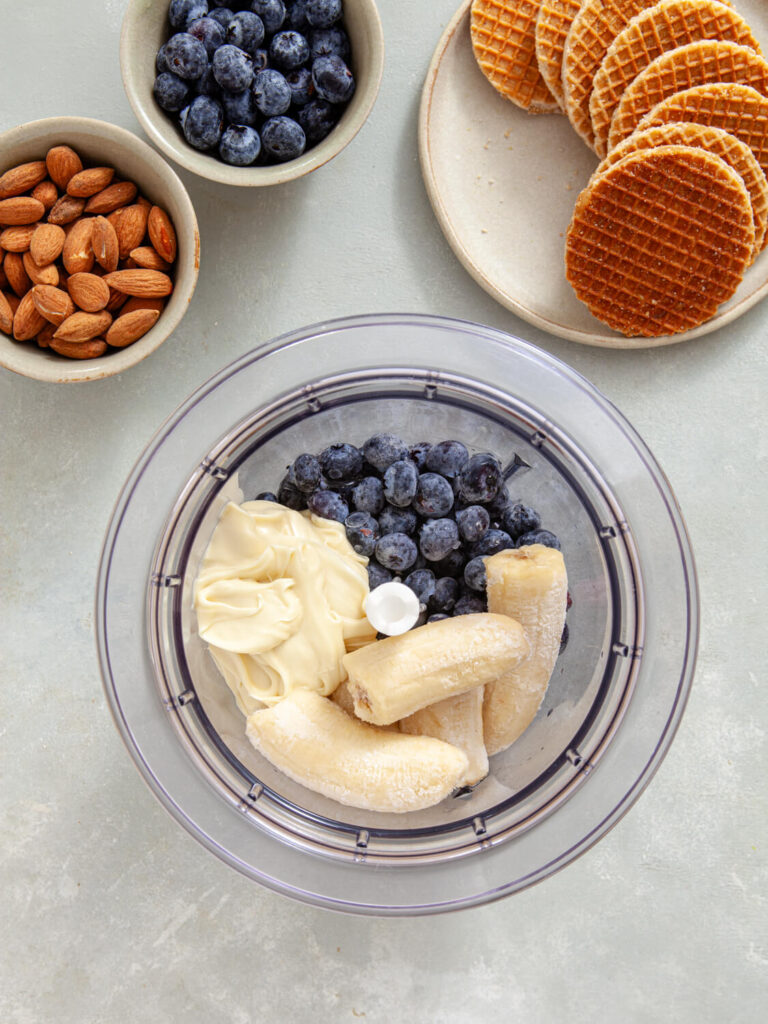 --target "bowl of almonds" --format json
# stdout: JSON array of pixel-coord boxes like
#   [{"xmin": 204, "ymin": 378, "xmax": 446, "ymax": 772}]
[{"xmin": 0, "ymin": 116, "xmax": 199, "ymax": 382}]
